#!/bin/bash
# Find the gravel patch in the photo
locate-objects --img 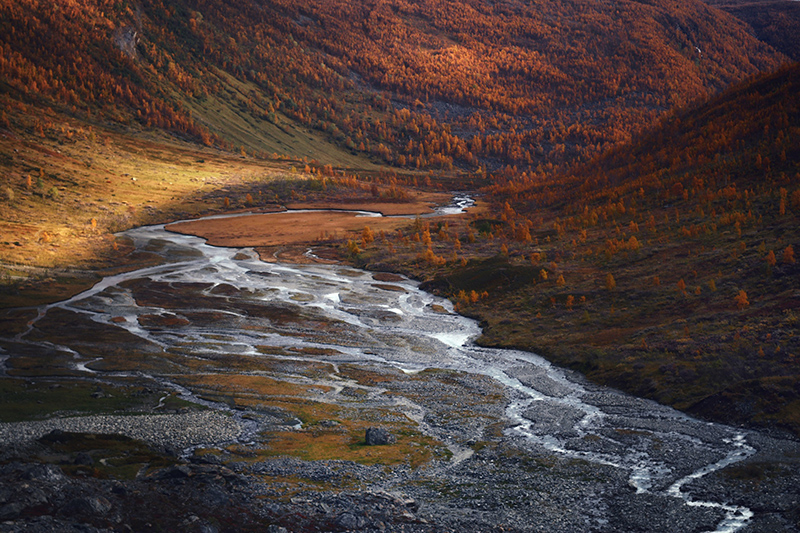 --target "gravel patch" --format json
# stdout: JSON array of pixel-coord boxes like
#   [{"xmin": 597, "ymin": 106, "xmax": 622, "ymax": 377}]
[{"xmin": 0, "ymin": 411, "xmax": 241, "ymax": 449}]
